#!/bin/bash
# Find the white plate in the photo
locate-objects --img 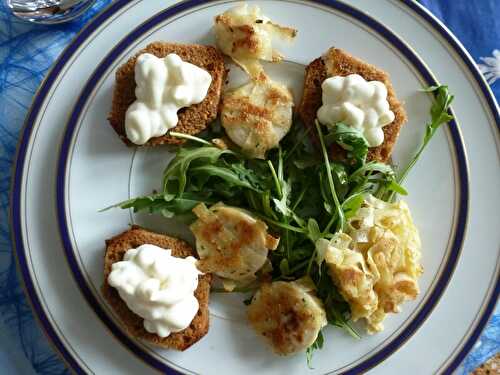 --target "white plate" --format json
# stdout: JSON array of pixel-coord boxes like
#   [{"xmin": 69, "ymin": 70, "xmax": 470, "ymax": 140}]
[{"xmin": 11, "ymin": 0, "xmax": 499, "ymax": 374}]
